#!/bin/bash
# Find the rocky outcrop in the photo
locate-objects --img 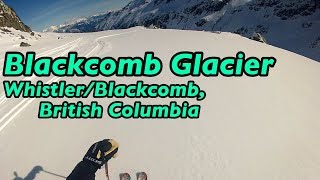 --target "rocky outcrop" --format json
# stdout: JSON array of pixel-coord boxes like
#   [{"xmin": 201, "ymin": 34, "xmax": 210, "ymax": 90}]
[
  {"xmin": 20, "ymin": 42, "xmax": 31, "ymax": 47},
  {"xmin": 0, "ymin": 0, "xmax": 31, "ymax": 32}
]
